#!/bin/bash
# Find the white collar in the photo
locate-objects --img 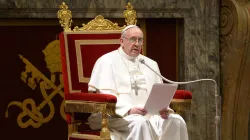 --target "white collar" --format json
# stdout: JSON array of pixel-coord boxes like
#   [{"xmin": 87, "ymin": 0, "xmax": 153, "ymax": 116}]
[{"xmin": 118, "ymin": 46, "xmax": 137, "ymax": 61}]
